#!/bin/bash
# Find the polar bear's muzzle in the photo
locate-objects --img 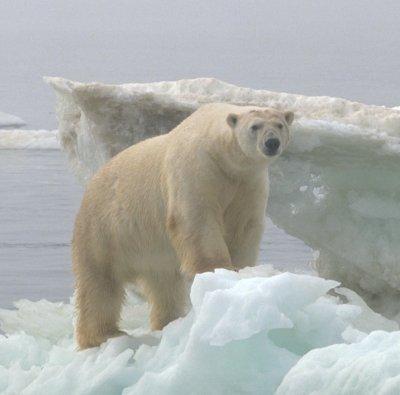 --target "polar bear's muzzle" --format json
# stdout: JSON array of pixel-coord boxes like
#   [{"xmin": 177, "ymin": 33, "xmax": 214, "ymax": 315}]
[{"xmin": 263, "ymin": 137, "xmax": 281, "ymax": 156}]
